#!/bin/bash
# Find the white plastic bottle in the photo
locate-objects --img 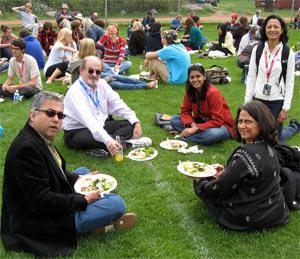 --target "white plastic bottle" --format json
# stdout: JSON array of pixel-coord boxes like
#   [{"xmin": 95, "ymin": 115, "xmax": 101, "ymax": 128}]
[{"xmin": 13, "ymin": 90, "xmax": 21, "ymax": 103}]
